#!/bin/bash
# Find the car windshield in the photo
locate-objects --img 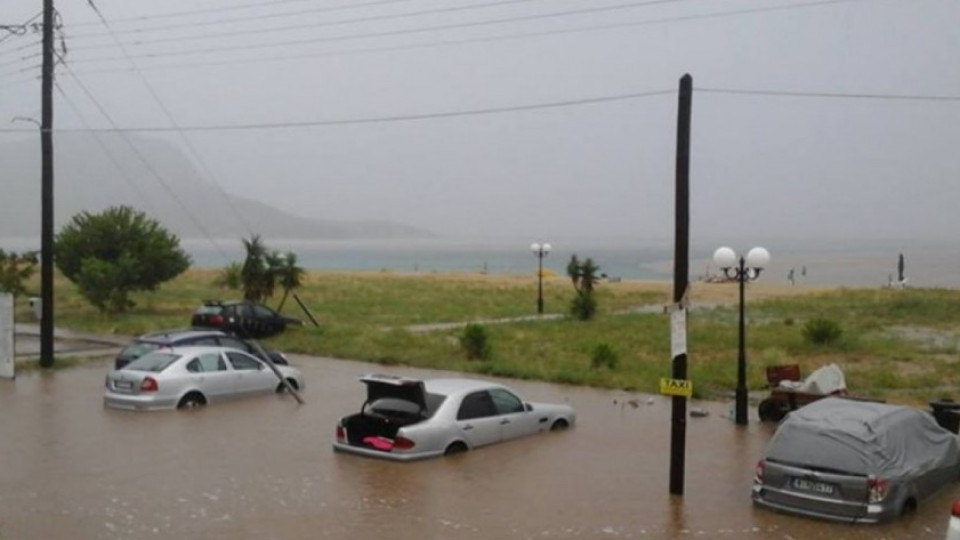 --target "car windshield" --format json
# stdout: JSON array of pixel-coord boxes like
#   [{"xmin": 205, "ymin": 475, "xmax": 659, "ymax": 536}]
[
  {"xmin": 117, "ymin": 341, "xmax": 161, "ymax": 362},
  {"xmin": 195, "ymin": 305, "xmax": 223, "ymax": 315},
  {"xmin": 123, "ymin": 352, "xmax": 180, "ymax": 373}
]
